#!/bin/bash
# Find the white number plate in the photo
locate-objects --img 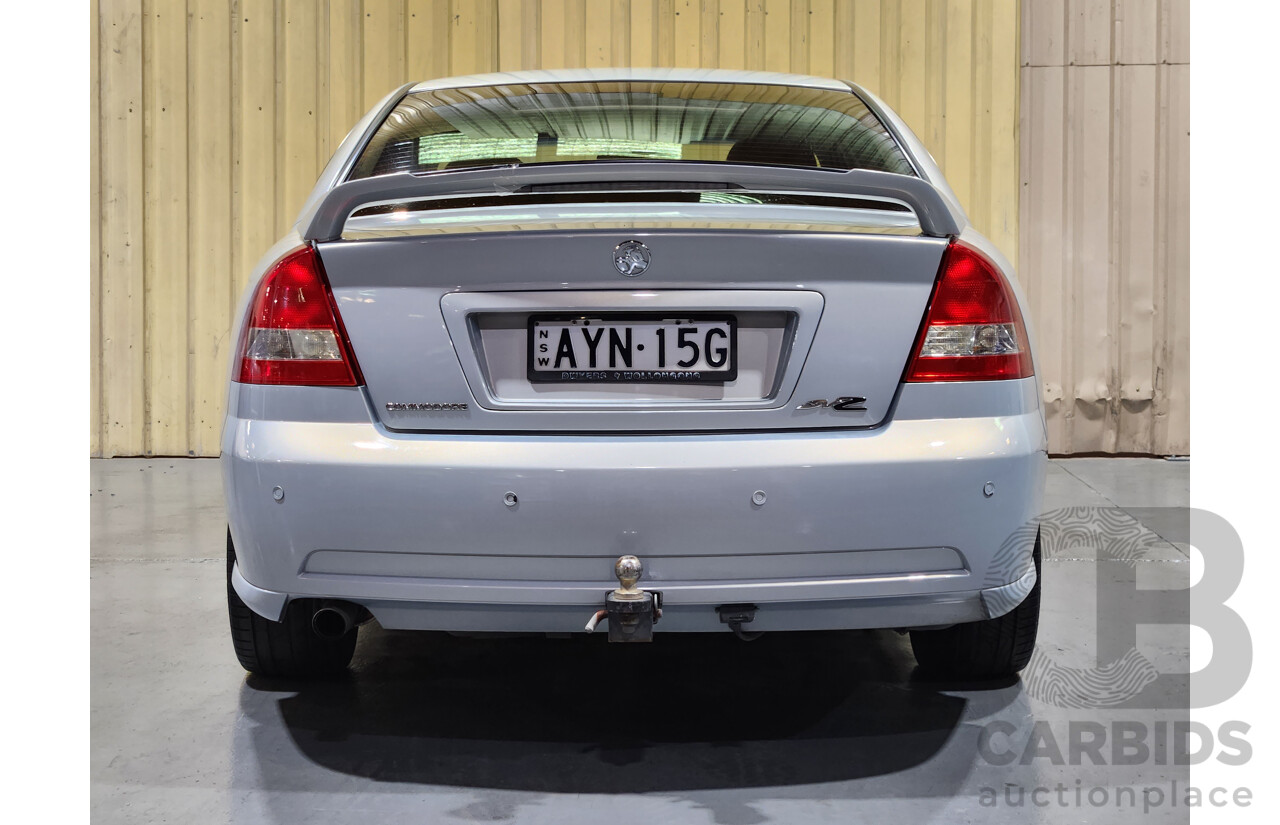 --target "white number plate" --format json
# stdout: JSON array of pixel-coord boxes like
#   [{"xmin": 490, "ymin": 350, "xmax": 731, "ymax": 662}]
[{"xmin": 528, "ymin": 315, "xmax": 738, "ymax": 383}]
